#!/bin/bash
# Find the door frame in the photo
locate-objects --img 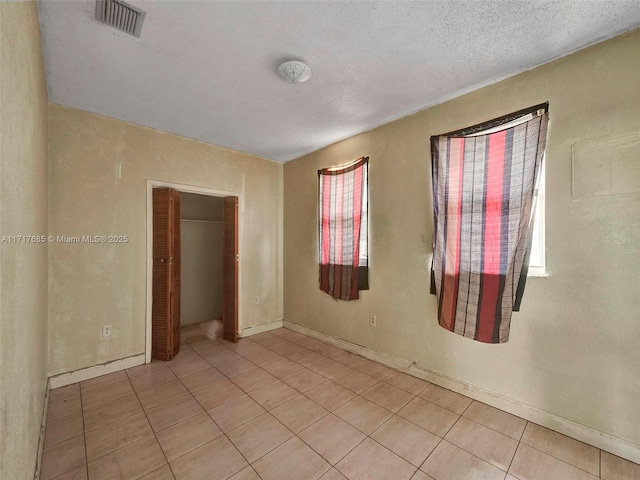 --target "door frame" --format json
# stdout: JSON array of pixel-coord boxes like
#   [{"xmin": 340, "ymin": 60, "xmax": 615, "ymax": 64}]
[{"xmin": 145, "ymin": 179, "xmax": 243, "ymax": 363}]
